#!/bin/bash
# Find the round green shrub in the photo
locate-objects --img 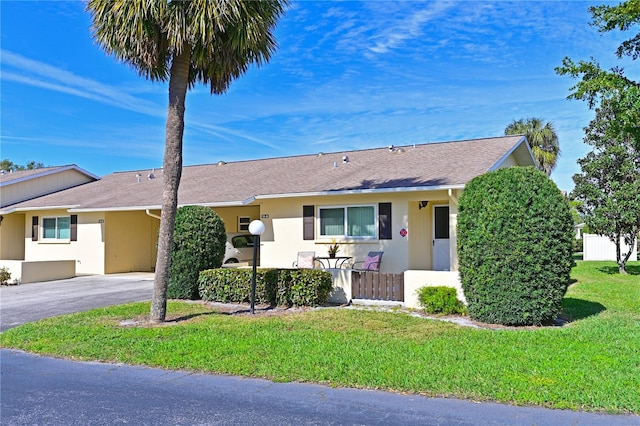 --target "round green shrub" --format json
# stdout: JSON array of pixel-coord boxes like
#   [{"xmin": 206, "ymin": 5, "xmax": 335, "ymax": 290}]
[
  {"xmin": 168, "ymin": 205, "xmax": 226, "ymax": 300},
  {"xmin": 417, "ymin": 286, "xmax": 466, "ymax": 315},
  {"xmin": 457, "ymin": 166, "xmax": 574, "ymax": 326}
]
